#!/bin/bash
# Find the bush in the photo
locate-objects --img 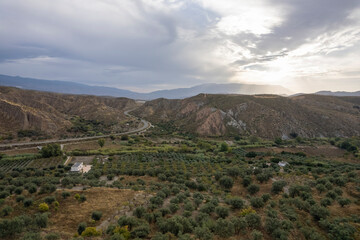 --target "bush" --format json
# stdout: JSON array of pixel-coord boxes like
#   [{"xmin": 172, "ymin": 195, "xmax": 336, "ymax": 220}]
[
  {"xmin": 245, "ymin": 213, "xmax": 261, "ymax": 229},
  {"xmin": 214, "ymin": 218, "xmax": 235, "ymax": 237},
  {"xmin": 250, "ymin": 197, "xmax": 265, "ymax": 208},
  {"xmin": 131, "ymin": 224, "xmax": 150, "ymax": 238},
  {"xmin": 251, "ymin": 230, "xmax": 263, "ymax": 240},
  {"xmin": 246, "ymin": 152, "xmax": 257, "ymax": 158},
  {"xmin": 200, "ymin": 203, "xmax": 215, "ymax": 214},
  {"xmin": 78, "ymin": 222, "xmax": 87, "ymax": 235},
  {"xmin": 44, "ymin": 196, "xmax": 56, "ymax": 205},
  {"xmin": 194, "ymin": 227, "xmax": 213, "ymax": 240},
  {"xmin": 219, "ymin": 176, "xmax": 234, "ymax": 189},
  {"xmin": 337, "ymin": 198, "xmax": 351, "ymax": 207},
  {"xmin": 215, "ymin": 206, "xmax": 229, "ymax": 218},
  {"xmin": 16, "ymin": 195, "xmax": 25, "ymax": 203},
  {"xmin": 38, "ymin": 203, "xmax": 49, "ymax": 212},
  {"xmin": 35, "ymin": 213, "xmax": 48, "ymax": 228},
  {"xmin": 23, "ymin": 198, "xmax": 33, "ymax": 207},
  {"xmin": 247, "ymin": 184, "xmax": 260, "ymax": 195},
  {"xmin": 169, "ymin": 203, "xmax": 180, "ymax": 213},
  {"xmin": 79, "ymin": 194, "xmax": 87, "ymax": 202},
  {"xmin": 133, "ymin": 206, "xmax": 146, "ymax": 218},
  {"xmin": 228, "ymin": 197, "xmax": 244, "ymax": 209},
  {"xmin": 320, "ymin": 198, "xmax": 333, "ymax": 207},
  {"xmin": 81, "ymin": 227, "xmax": 101, "ymax": 236},
  {"xmin": 271, "ymin": 181, "xmax": 287, "ymax": 194},
  {"xmin": 242, "ymin": 176, "xmax": 252, "ymax": 187},
  {"xmin": 74, "ymin": 193, "xmax": 81, "ymax": 200},
  {"xmin": 62, "ymin": 191, "xmax": 71, "ymax": 199},
  {"xmin": 231, "ymin": 216, "xmax": 247, "ymax": 234},
  {"xmin": 91, "ymin": 211, "xmax": 103, "ymax": 221},
  {"xmin": 310, "ymin": 205, "xmax": 330, "ymax": 221},
  {"xmin": 45, "ymin": 233, "xmax": 60, "ymax": 240},
  {"xmin": 22, "ymin": 232, "xmax": 42, "ymax": 240},
  {"xmin": 1, "ymin": 205, "xmax": 13, "ymax": 216}
]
